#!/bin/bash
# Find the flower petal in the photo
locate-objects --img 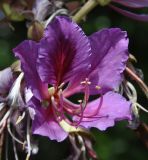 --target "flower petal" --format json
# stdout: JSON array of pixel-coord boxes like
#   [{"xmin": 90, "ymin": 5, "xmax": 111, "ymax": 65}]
[
  {"xmin": 0, "ymin": 67, "xmax": 13, "ymax": 96},
  {"xmin": 29, "ymin": 97, "xmax": 68, "ymax": 142},
  {"xmin": 13, "ymin": 40, "xmax": 49, "ymax": 100},
  {"xmin": 112, "ymin": 0, "xmax": 148, "ymax": 8},
  {"xmin": 89, "ymin": 28, "xmax": 129, "ymax": 94},
  {"xmin": 75, "ymin": 92, "xmax": 131, "ymax": 130},
  {"xmin": 37, "ymin": 16, "xmax": 91, "ymax": 86},
  {"xmin": 110, "ymin": 4, "xmax": 148, "ymax": 21}
]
